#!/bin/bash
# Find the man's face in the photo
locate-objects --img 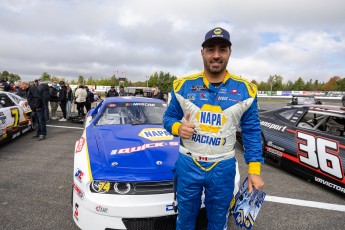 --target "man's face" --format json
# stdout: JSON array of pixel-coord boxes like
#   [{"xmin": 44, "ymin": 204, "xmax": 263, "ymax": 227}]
[
  {"xmin": 201, "ymin": 40, "xmax": 231, "ymax": 75},
  {"xmin": 20, "ymin": 83, "xmax": 29, "ymax": 90}
]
